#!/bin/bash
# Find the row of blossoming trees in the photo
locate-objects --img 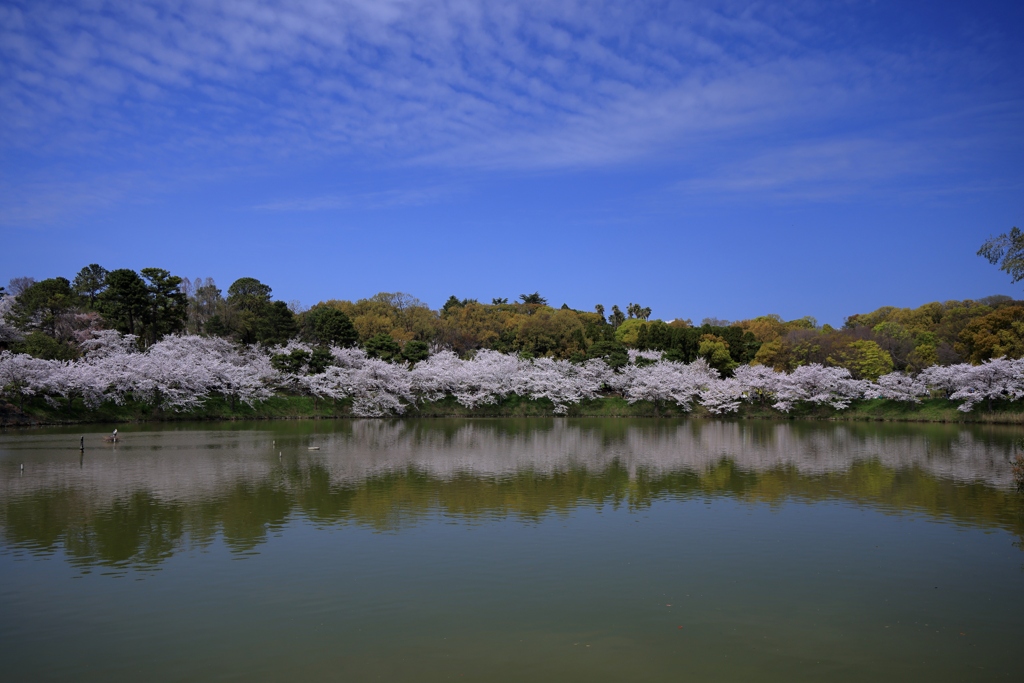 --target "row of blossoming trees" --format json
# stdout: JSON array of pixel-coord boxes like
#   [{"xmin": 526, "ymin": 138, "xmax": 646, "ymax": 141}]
[{"xmin": 1, "ymin": 331, "xmax": 1022, "ymax": 418}]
